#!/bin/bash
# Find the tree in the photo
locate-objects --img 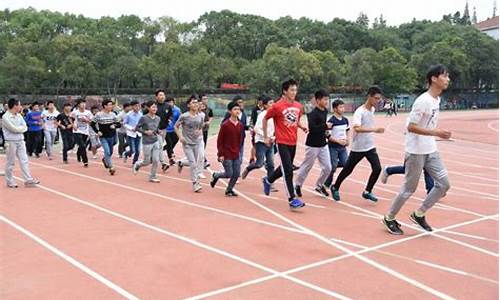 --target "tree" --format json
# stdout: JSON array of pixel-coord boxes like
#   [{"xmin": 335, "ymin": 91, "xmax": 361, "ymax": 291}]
[
  {"xmin": 462, "ymin": 2, "xmax": 472, "ymax": 25},
  {"xmin": 356, "ymin": 12, "xmax": 369, "ymax": 27}
]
